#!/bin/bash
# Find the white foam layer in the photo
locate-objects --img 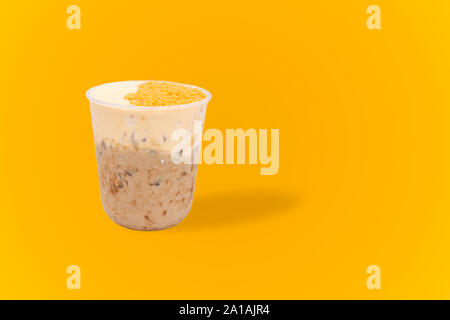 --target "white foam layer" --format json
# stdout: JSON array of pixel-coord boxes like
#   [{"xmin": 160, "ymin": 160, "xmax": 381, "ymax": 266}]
[{"xmin": 88, "ymin": 81, "xmax": 142, "ymax": 106}]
